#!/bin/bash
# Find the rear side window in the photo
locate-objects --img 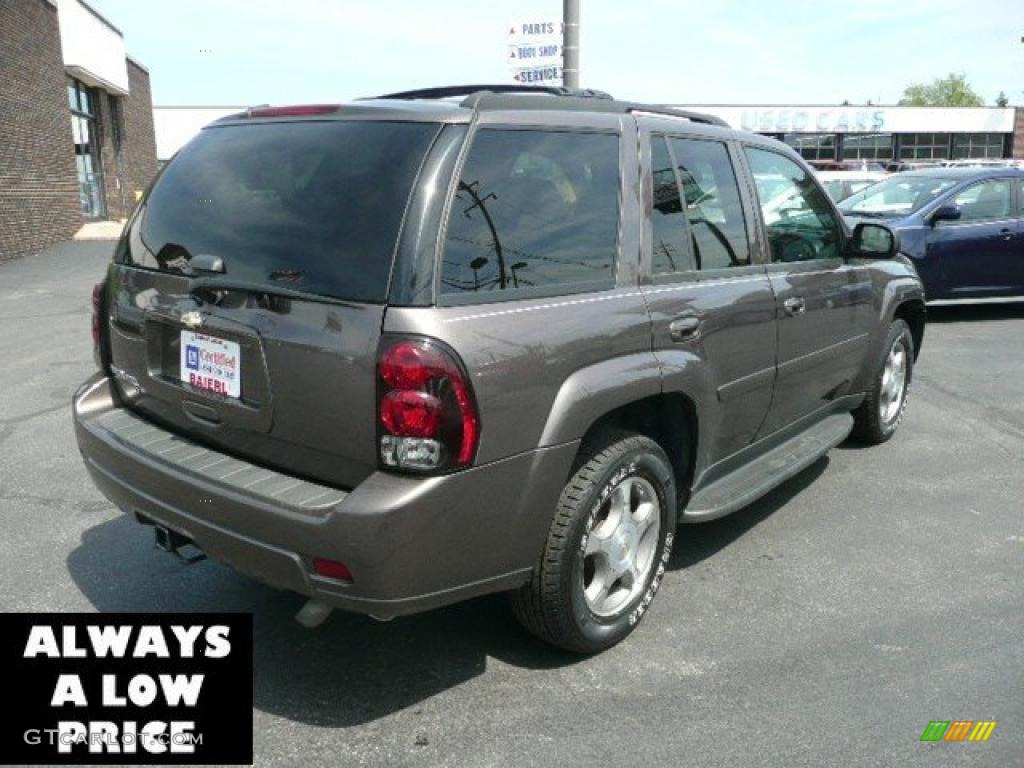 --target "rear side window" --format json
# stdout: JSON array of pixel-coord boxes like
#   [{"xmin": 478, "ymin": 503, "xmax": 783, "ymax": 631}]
[
  {"xmin": 667, "ymin": 138, "xmax": 750, "ymax": 269},
  {"xmin": 440, "ymin": 128, "xmax": 620, "ymax": 300},
  {"xmin": 650, "ymin": 136, "xmax": 693, "ymax": 273},
  {"xmin": 129, "ymin": 120, "xmax": 439, "ymax": 302}
]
